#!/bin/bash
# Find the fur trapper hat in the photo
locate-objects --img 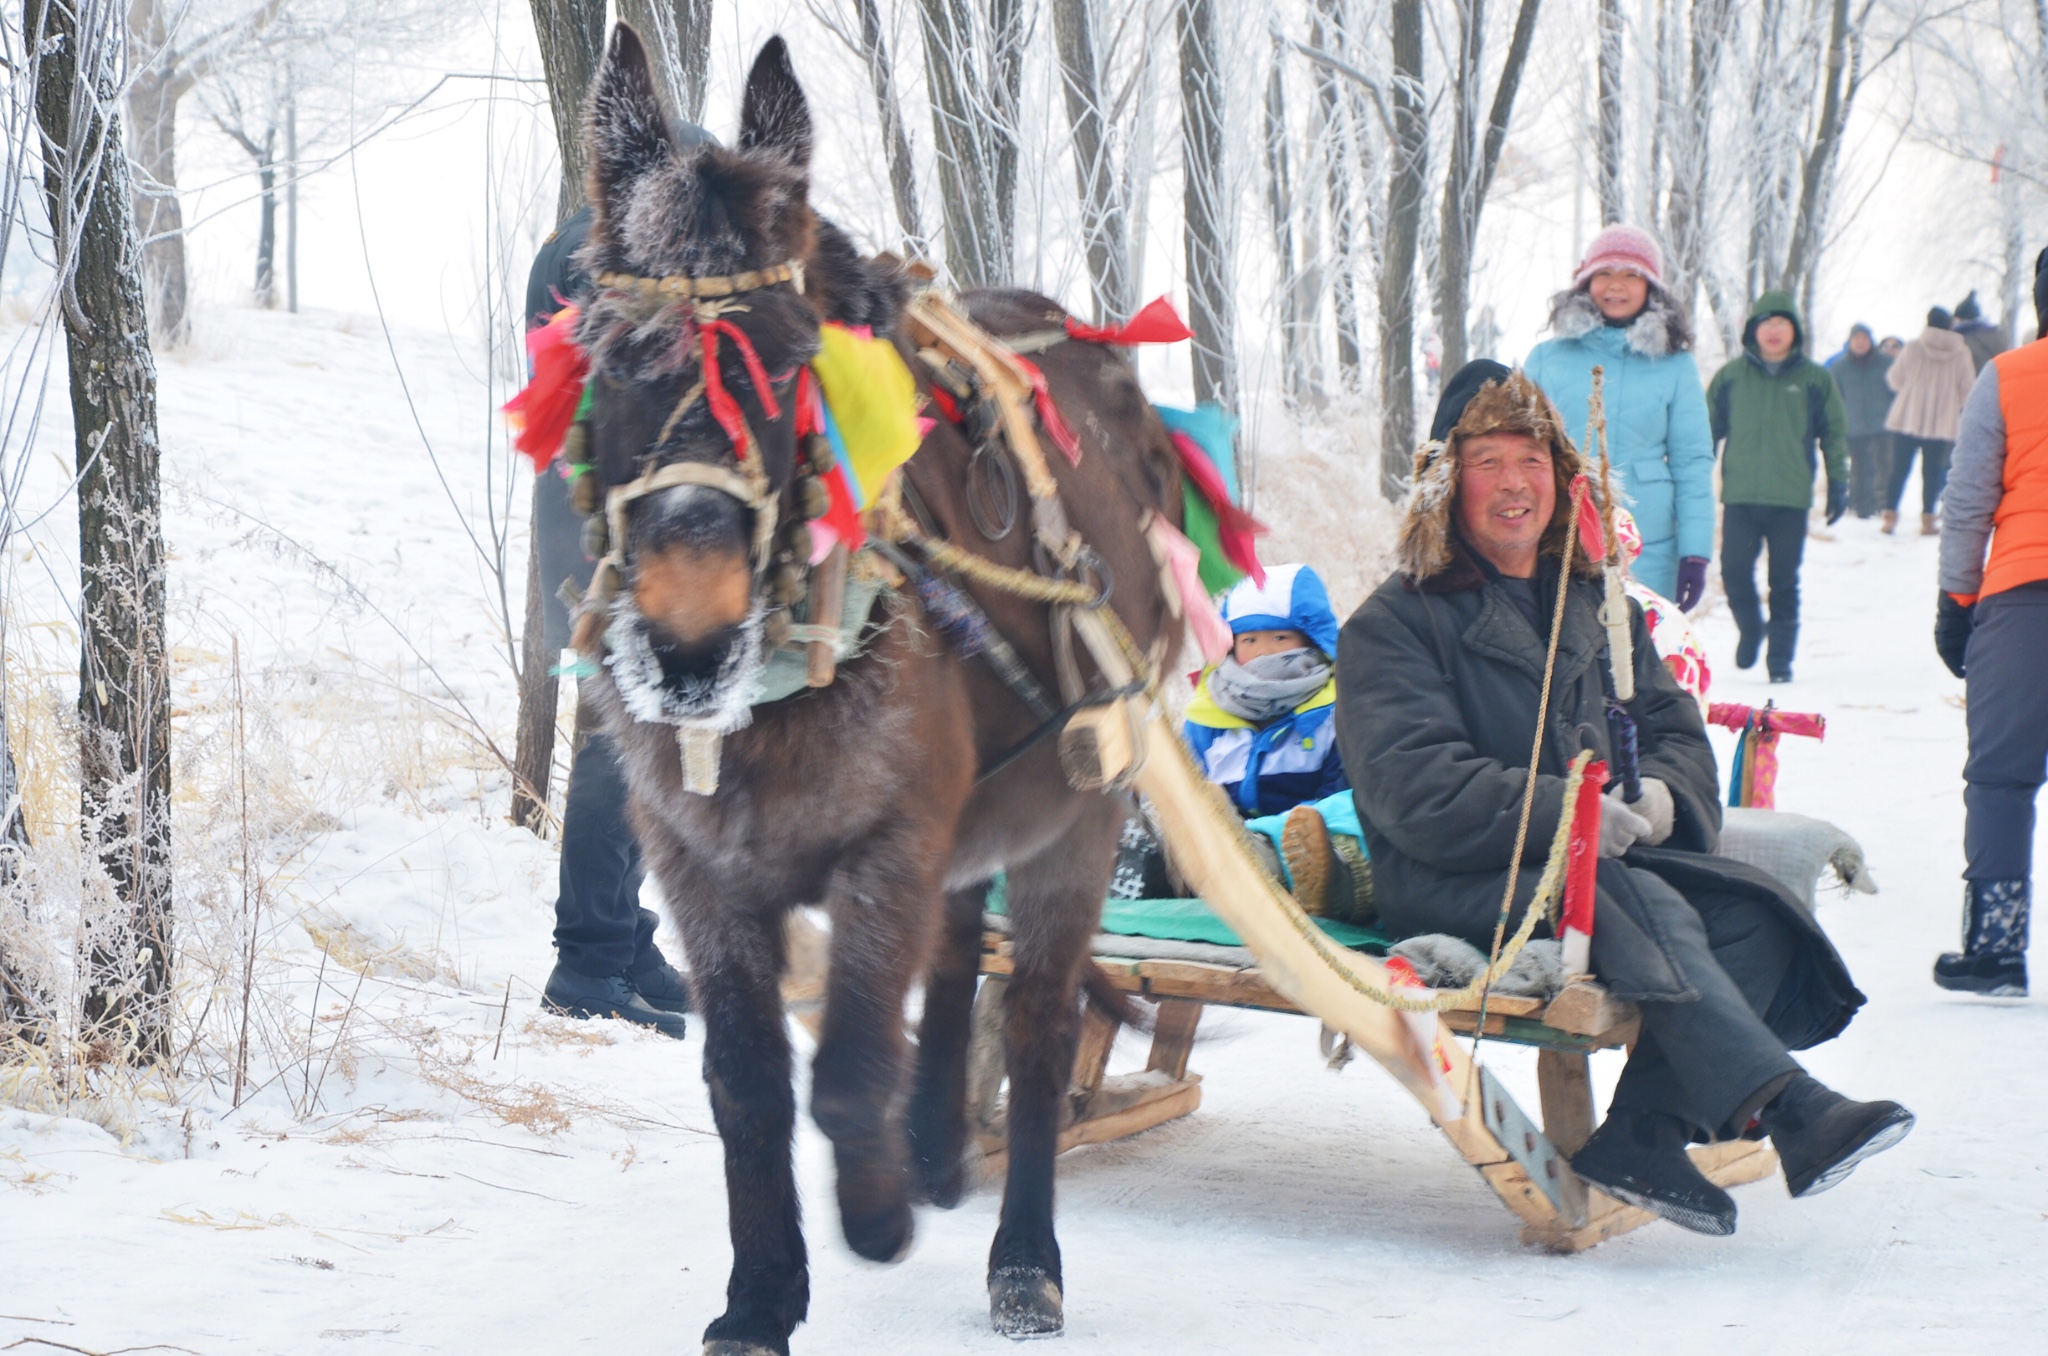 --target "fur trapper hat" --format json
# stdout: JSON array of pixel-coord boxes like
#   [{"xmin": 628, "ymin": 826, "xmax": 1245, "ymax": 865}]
[{"xmin": 1397, "ymin": 363, "xmax": 1598, "ymax": 589}]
